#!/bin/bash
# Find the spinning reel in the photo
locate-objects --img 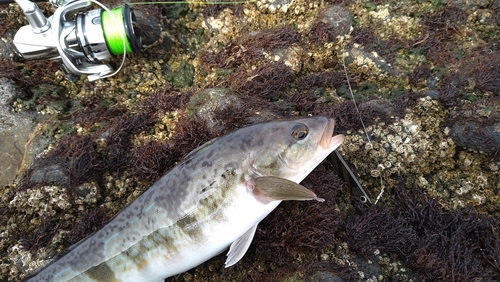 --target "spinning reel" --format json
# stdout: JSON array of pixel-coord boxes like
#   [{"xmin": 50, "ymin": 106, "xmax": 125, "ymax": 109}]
[{"xmin": 12, "ymin": 0, "xmax": 142, "ymax": 81}]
